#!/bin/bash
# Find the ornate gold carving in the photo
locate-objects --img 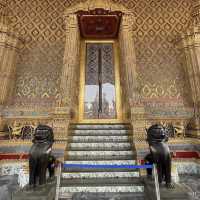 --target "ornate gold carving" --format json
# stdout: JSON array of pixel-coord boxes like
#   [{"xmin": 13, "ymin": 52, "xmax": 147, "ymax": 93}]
[
  {"xmin": 4, "ymin": 0, "xmax": 191, "ymax": 109},
  {"xmin": 0, "ymin": 0, "xmax": 192, "ymax": 141},
  {"xmin": 64, "ymin": 0, "xmax": 129, "ymax": 16},
  {"xmin": 191, "ymin": 0, "xmax": 200, "ymax": 25}
]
